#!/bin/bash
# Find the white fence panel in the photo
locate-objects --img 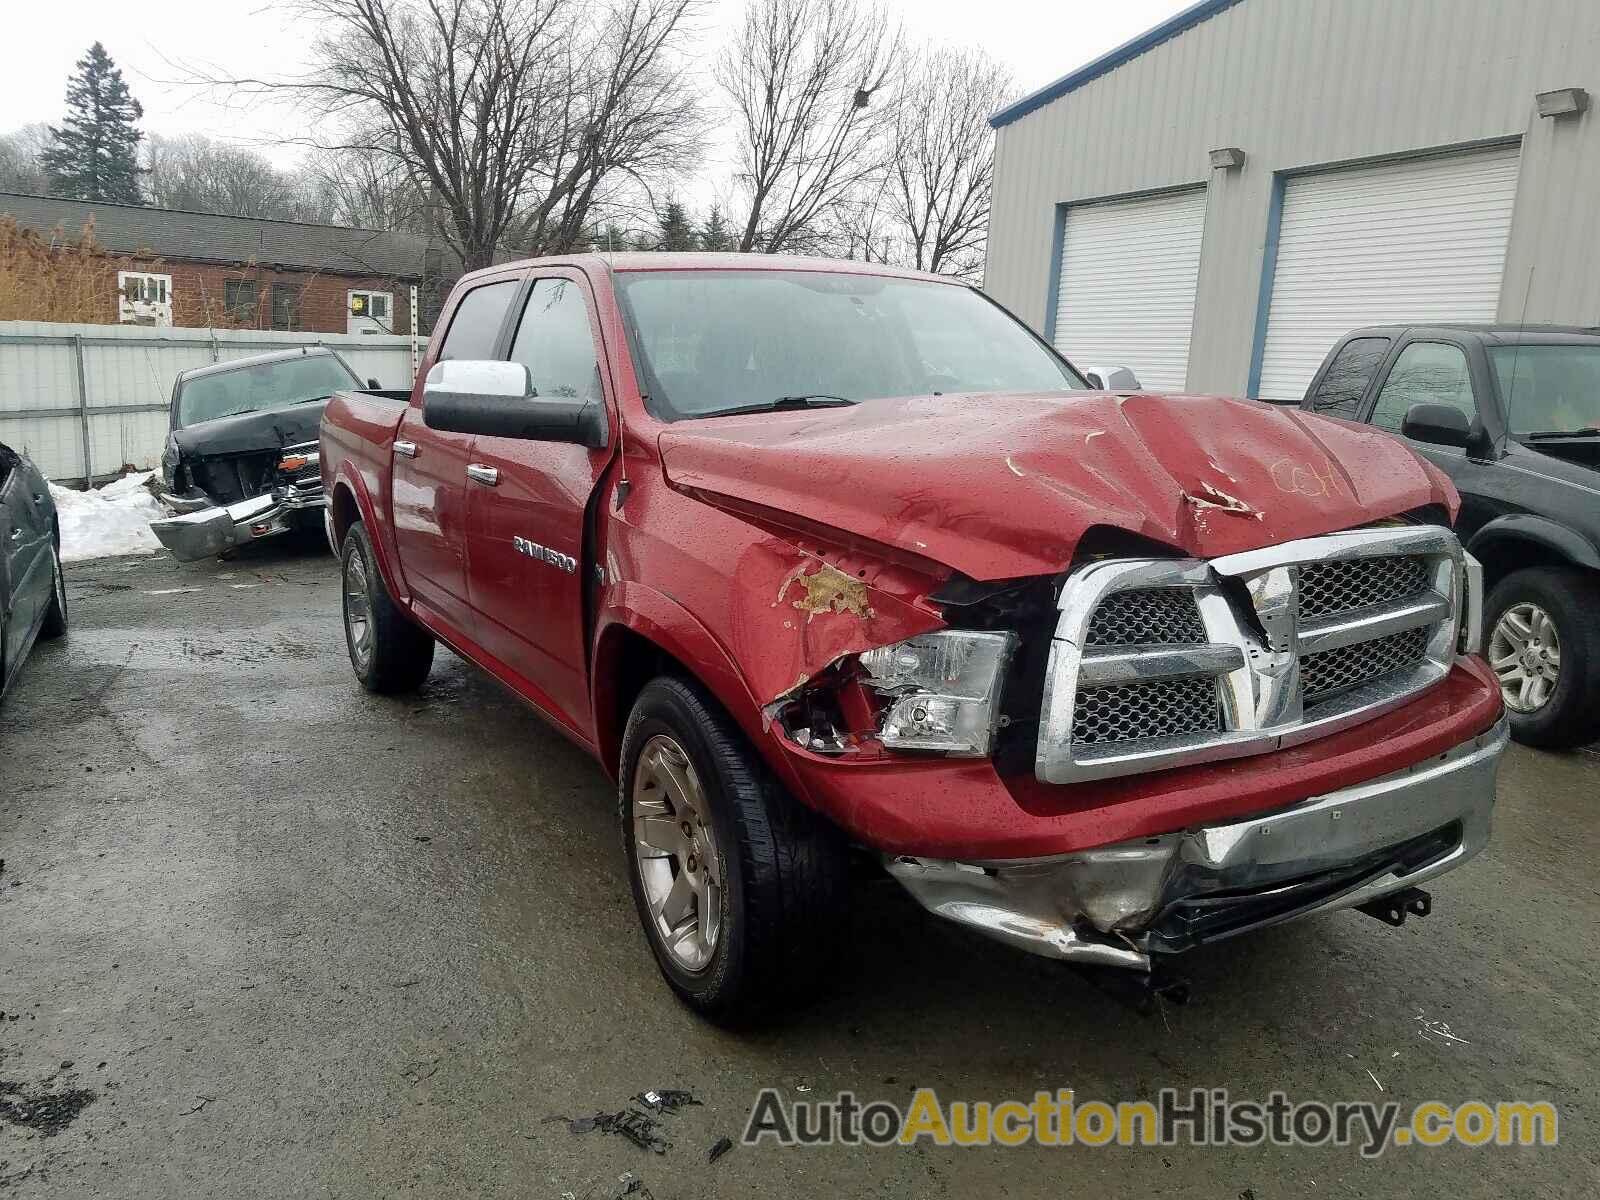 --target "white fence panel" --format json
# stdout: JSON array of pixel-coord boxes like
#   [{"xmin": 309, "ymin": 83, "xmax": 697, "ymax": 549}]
[{"xmin": 0, "ymin": 322, "xmax": 424, "ymax": 482}]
